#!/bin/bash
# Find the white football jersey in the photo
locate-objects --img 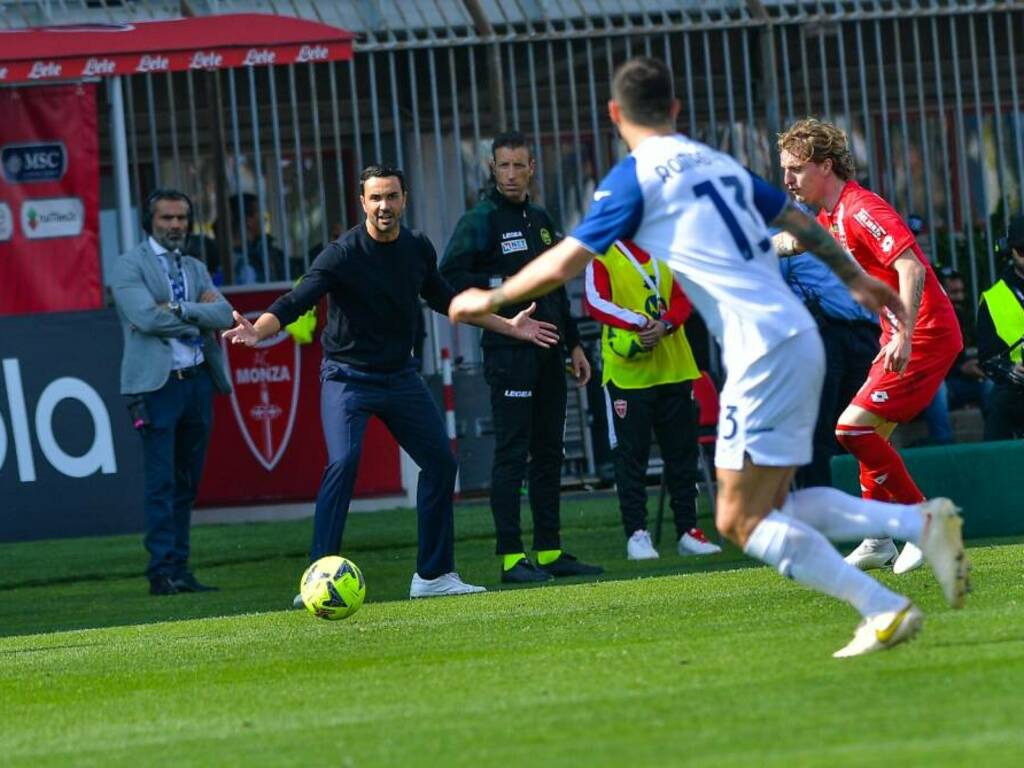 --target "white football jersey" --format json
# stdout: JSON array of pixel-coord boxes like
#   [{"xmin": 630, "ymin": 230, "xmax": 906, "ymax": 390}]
[{"xmin": 572, "ymin": 134, "xmax": 816, "ymax": 370}]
